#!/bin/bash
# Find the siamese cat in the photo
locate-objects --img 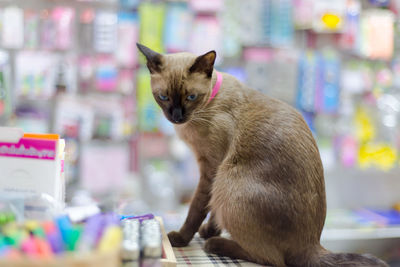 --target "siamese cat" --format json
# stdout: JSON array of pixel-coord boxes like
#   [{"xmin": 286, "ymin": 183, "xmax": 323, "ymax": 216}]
[{"xmin": 137, "ymin": 43, "xmax": 387, "ymax": 267}]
